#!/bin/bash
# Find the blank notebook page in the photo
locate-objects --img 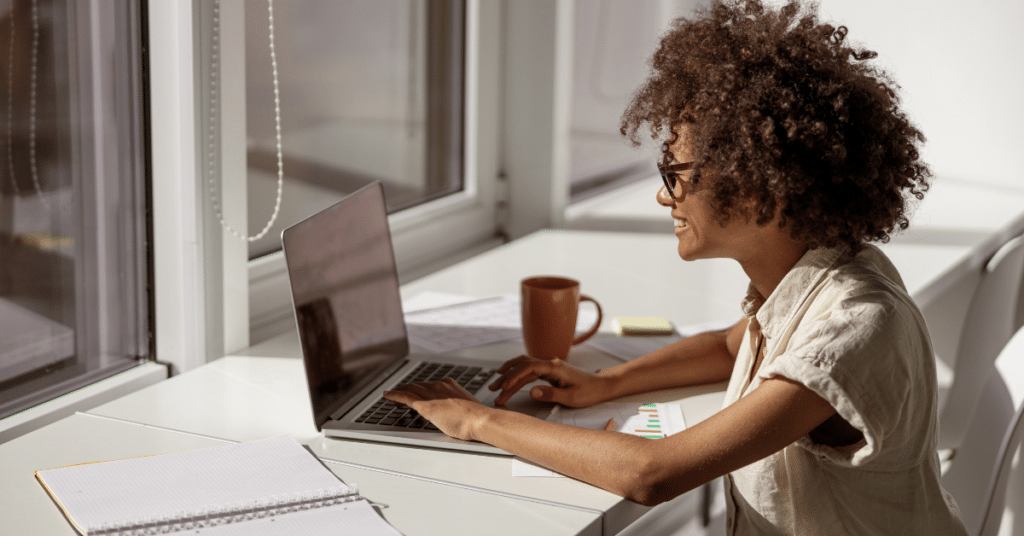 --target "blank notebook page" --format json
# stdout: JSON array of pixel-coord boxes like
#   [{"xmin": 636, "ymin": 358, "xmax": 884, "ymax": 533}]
[{"xmin": 36, "ymin": 435, "xmax": 360, "ymax": 532}]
